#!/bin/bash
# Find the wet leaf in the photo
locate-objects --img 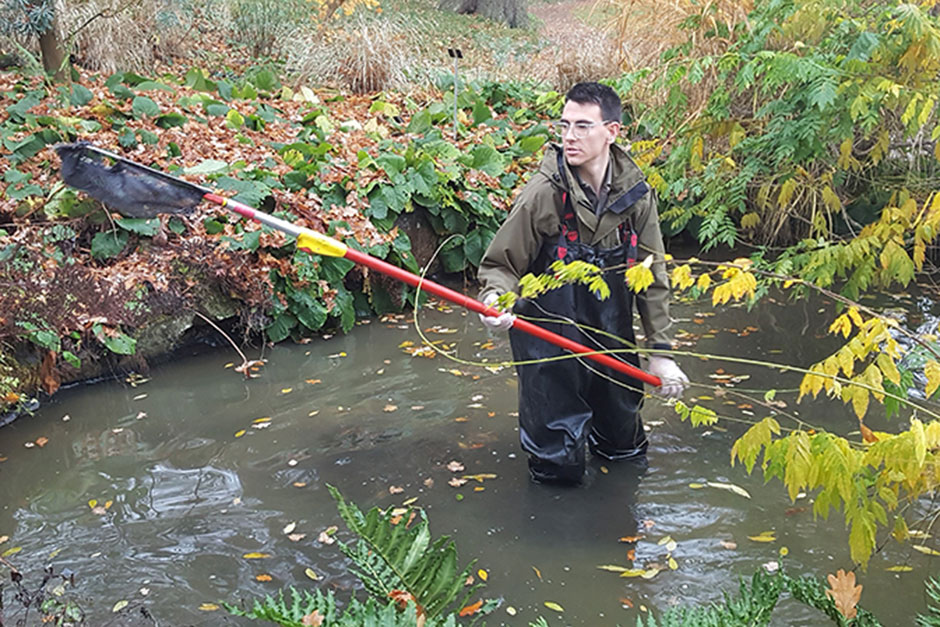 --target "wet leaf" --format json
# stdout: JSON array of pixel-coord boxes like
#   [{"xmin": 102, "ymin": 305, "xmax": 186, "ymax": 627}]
[
  {"xmin": 302, "ymin": 610, "xmax": 324, "ymax": 626},
  {"xmin": 597, "ymin": 564, "xmax": 630, "ymax": 572},
  {"xmin": 913, "ymin": 545, "xmax": 940, "ymax": 556},
  {"xmin": 748, "ymin": 531, "xmax": 776, "ymax": 543},
  {"xmin": 235, "ymin": 429, "xmax": 246, "ymax": 438},
  {"xmin": 448, "ymin": 477, "xmax": 468, "ymax": 487},
  {"xmin": 283, "ymin": 522, "xmax": 297, "ymax": 535},
  {"xmin": 305, "ymin": 379, "xmax": 322, "ymax": 385},
  {"xmin": 256, "ymin": 573, "xmax": 273, "ymax": 582},
  {"xmin": 0, "ymin": 535, "xmax": 7, "ymax": 544},
  {"xmin": 1, "ymin": 546, "xmax": 21, "ymax": 557},
  {"xmin": 288, "ymin": 533, "xmax": 306, "ymax": 542},
  {"xmin": 199, "ymin": 603, "xmax": 220, "ymax": 611},
  {"xmin": 281, "ymin": 388, "xmax": 293, "ymax": 394},
  {"xmin": 668, "ymin": 557, "xmax": 678, "ymax": 570},
  {"xmin": 620, "ymin": 597, "xmax": 634, "ymax": 609},
  {"xmin": 826, "ymin": 569, "xmax": 861, "ymax": 620},
  {"xmin": 459, "ymin": 600, "xmax": 483, "ymax": 616},
  {"xmin": 619, "ymin": 568, "xmax": 651, "ymax": 578},
  {"xmin": 305, "ymin": 568, "xmax": 321, "ymax": 580},
  {"xmin": 706, "ymin": 481, "xmax": 751, "ymax": 499},
  {"xmin": 402, "ymin": 497, "xmax": 418, "ymax": 506},
  {"xmin": 88, "ymin": 499, "xmax": 98, "ymax": 509},
  {"xmin": 383, "ymin": 404, "xmax": 398, "ymax": 412},
  {"xmin": 477, "ymin": 568, "xmax": 488, "ymax": 582},
  {"xmin": 293, "ymin": 482, "xmax": 307, "ymax": 488},
  {"xmin": 35, "ymin": 436, "xmax": 48, "ymax": 447},
  {"xmin": 688, "ymin": 482, "xmax": 706, "ymax": 489},
  {"xmin": 506, "ymin": 606, "xmax": 517, "ymax": 616},
  {"xmin": 446, "ymin": 461, "xmax": 465, "ymax": 472},
  {"xmin": 389, "ymin": 485, "xmax": 404, "ymax": 494},
  {"xmin": 544, "ymin": 601, "xmax": 564, "ymax": 612},
  {"xmin": 112, "ymin": 600, "xmax": 129, "ymax": 613},
  {"xmin": 462, "ymin": 473, "xmax": 497, "ymax": 482},
  {"xmin": 619, "ymin": 535, "xmax": 643, "ymax": 543},
  {"xmin": 885, "ymin": 565, "xmax": 913, "ymax": 572},
  {"xmin": 242, "ymin": 552, "xmax": 271, "ymax": 559},
  {"xmin": 720, "ymin": 540, "xmax": 737, "ymax": 550},
  {"xmin": 532, "ymin": 566, "xmax": 542, "ymax": 581}
]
